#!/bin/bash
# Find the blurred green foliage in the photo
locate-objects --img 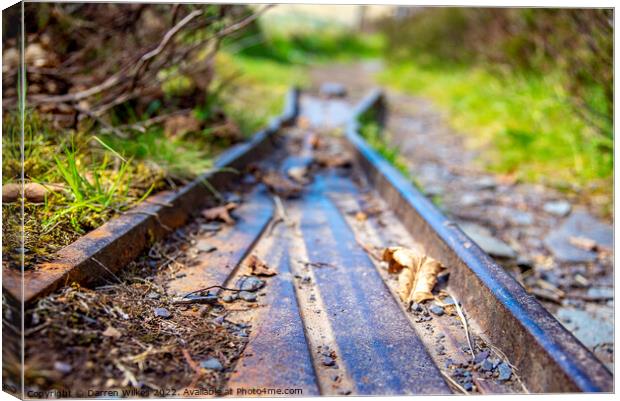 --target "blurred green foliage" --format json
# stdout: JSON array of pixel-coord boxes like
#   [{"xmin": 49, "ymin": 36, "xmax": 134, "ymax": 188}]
[{"xmin": 378, "ymin": 8, "xmax": 612, "ymax": 191}]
